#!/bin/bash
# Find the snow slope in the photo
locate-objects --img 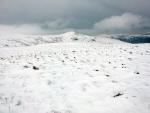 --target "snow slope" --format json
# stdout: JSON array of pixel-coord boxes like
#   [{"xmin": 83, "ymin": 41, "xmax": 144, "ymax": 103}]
[{"xmin": 0, "ymin": 32, "xmax": 150, "ymax": 113}]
